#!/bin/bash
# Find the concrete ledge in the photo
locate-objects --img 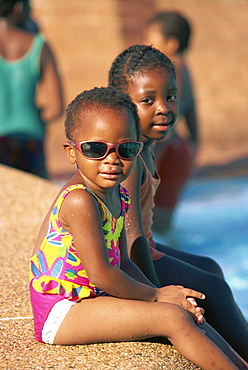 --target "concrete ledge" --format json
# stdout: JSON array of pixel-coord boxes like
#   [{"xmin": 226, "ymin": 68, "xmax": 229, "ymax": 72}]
[{"xmin": 0, "ymin": 165, "xmax": 200, "ymax": 369}]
